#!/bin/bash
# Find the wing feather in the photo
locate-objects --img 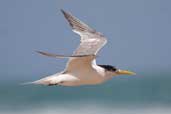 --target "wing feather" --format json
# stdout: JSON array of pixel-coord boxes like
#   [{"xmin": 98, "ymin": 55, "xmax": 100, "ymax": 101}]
[
  {"xmin": 36, "ymin": 51, "xmax": 92, "ymax": 58},
  {"xmin": 61, "ymin": 10, "xmax": 107, "ymax": 56},
  {"xmin": 61, "ymin": 9, "xmax": 95, "ymax": 33},
  {"xmin": 61, "ymin": 10, "xmax": 107, "ymax": 71}
]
